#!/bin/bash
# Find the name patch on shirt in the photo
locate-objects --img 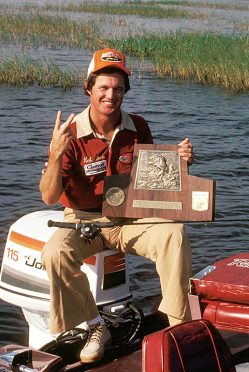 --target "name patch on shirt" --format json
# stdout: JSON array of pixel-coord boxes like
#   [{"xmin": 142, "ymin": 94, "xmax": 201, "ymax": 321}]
[{"xmin": 84, "ymin": 159, "xmax": 107, "ymax": 176}]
